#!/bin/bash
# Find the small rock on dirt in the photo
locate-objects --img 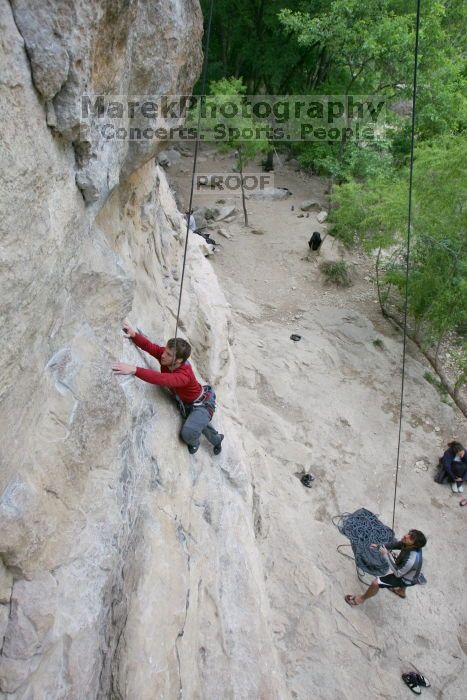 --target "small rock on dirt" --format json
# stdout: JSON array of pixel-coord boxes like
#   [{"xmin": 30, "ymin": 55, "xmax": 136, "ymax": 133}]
[{"xmin": 217, "ymin": 228, "xmax": 233, "ymax": 239}]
